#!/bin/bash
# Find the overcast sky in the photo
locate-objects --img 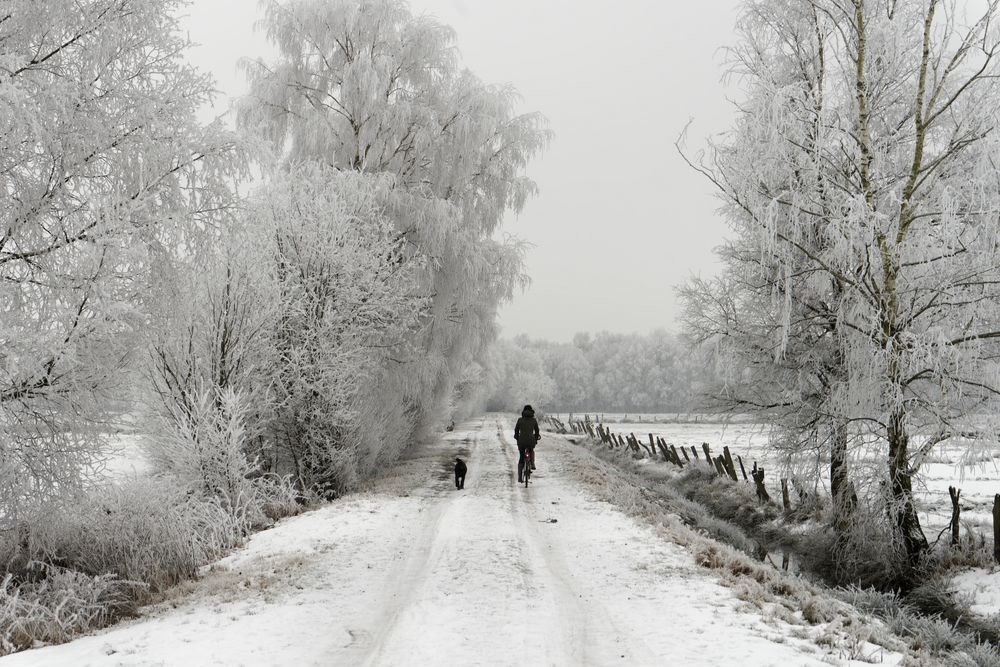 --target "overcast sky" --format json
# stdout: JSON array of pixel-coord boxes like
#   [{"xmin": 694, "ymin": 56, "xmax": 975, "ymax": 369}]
[{"xmin": 180, "ymin": 0, "xmax": 743, "ymax": 342}]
